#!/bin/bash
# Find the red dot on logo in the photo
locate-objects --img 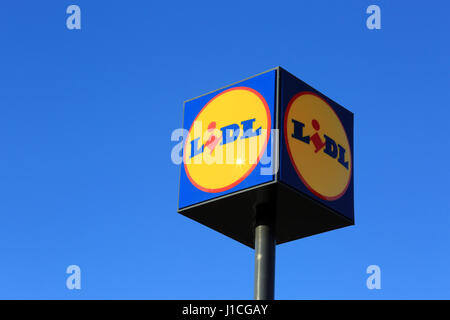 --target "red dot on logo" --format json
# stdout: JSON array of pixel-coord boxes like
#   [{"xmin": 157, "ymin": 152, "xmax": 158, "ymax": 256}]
[
  {"xmin": 312, "ymin": 119, "xmax": 320, "ymax": 130},
  {"xmin": 208, "ymin": 121, "xmax": 216, "ymax": 131}
]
